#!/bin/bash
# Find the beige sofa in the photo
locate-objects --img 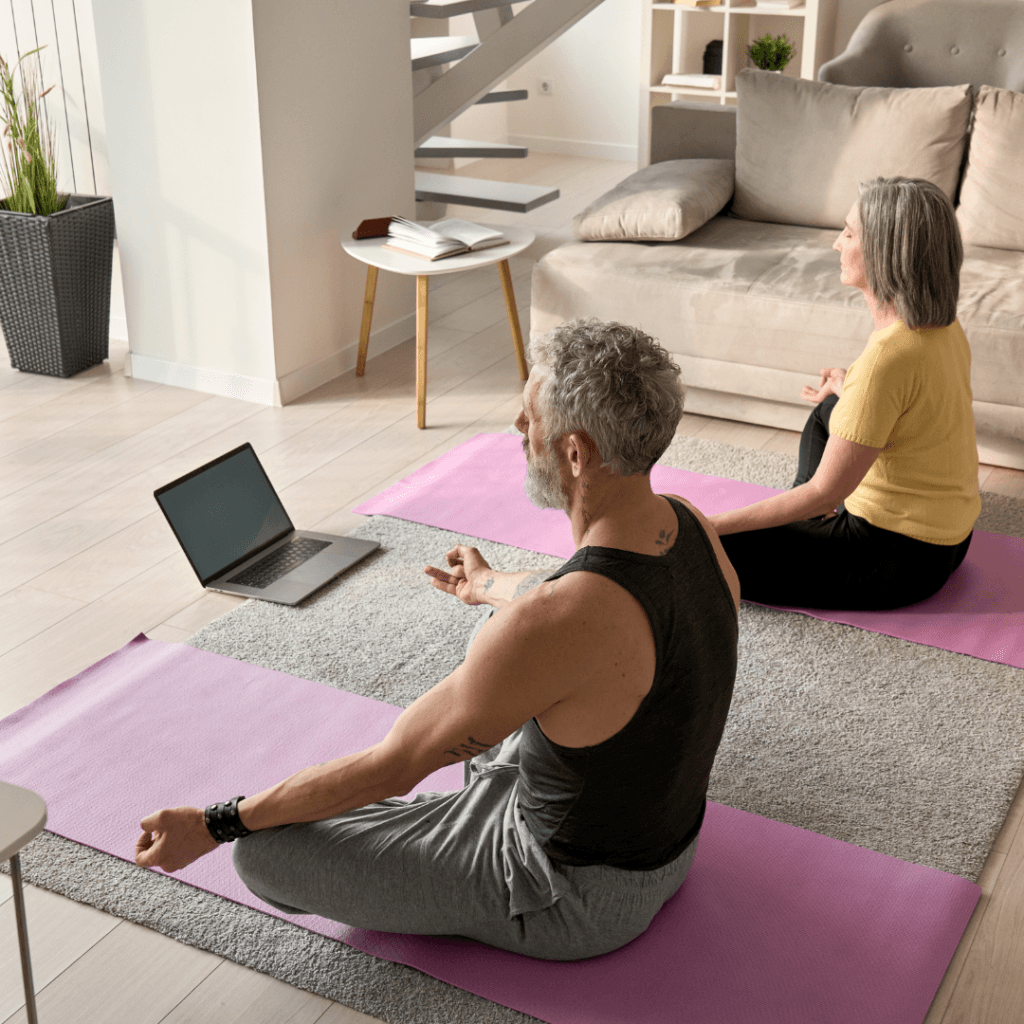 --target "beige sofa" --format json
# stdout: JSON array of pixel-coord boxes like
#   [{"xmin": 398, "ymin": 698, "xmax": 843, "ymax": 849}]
[{"xmin": 530, "ymin": 71, "xmax": 1024, "ymax": 470}]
